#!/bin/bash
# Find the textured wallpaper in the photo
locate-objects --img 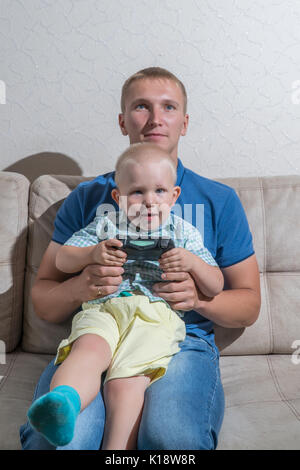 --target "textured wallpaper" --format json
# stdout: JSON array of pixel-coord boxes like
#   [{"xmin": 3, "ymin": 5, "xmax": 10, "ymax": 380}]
[{"xmin": 1, "ymin": 0, "xmax": 300, "ymax": 180}]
